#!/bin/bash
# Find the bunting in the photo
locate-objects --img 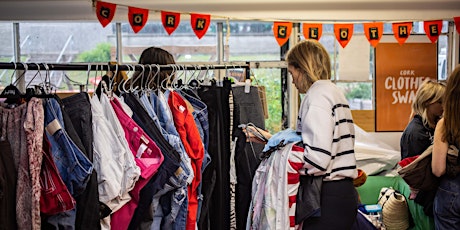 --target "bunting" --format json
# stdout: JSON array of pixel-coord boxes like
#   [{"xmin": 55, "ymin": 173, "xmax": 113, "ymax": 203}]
[
  {"xmin": 302, "ymin": 23, "xmax": 322, "ymax": 40},
  {"xmin": 128, "ymin": 6, "xmax": 149, "ymax": 33},
  {"xmin": 273, "ymin": 22, "xmax": 292, "ymax": 46},
  {"xmin": 392, "ymin": 22, "xmax": 412, "ymax": 45},
  {"xmin": 454, "ymin": 16, "xmax": 460, "ymax": 34},
  {"xmin": 424, "ymin": 20, "xmax": 443, "ymax": 43},
  {"xmin": 95, "ymin": 1, "xmax": 116, "ymax": 28},
  {"xmin": 91, "ymin": 2, "xmax": 459, "ymax": 48},
  {"xmin": 161, "ymin": 11, "xmax": 181, "ymax": 35},
  {"xmin": 334, "ymin": 24, "xmax": 354, "ymax": 48},
  {"xmin": 364, "ymin": 22, "xmax": 383, "ymax": 47},
  {"xmin": 191, "ymin": 13, "xmax": 211, "ymax": 39}
]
